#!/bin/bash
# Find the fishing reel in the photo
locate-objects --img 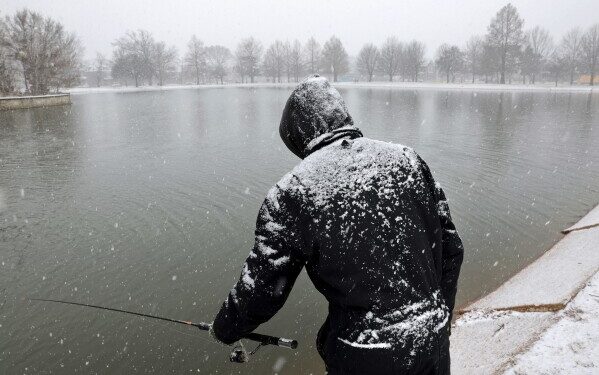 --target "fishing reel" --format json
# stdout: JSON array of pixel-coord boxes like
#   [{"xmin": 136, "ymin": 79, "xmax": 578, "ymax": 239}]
[{"xmin": 229, "ymin": 342, "xmax": 266, "ymax": 363}]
